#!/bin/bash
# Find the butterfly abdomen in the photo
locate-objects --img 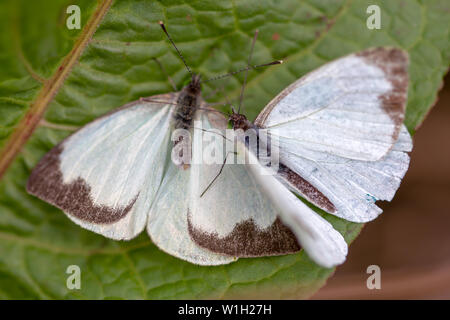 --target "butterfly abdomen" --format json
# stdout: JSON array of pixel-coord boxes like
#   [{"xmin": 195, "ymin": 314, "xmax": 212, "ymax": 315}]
[
  {"xmin": 173, "ymin": 74, "xmax": 202, "ymax": 130},
  {"xmin": 171, "ymin": 74, "xmax": 202, "ymax": 169}
]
